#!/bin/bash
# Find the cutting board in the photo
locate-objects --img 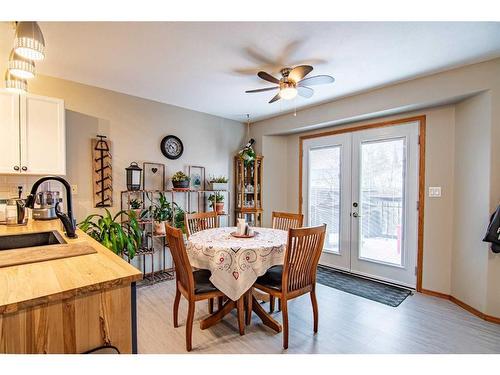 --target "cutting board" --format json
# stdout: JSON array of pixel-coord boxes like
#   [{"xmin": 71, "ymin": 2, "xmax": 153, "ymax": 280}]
[{"xmin": 0, "ymin": 242, "xmax": 97, "ymax": 268}]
